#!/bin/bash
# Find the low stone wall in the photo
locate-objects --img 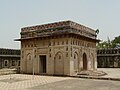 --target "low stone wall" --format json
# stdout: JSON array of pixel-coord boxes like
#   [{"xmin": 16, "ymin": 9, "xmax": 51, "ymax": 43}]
[{"xmin": 0, "ymin": 68, "xmax": 17, "ymax": 75}]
